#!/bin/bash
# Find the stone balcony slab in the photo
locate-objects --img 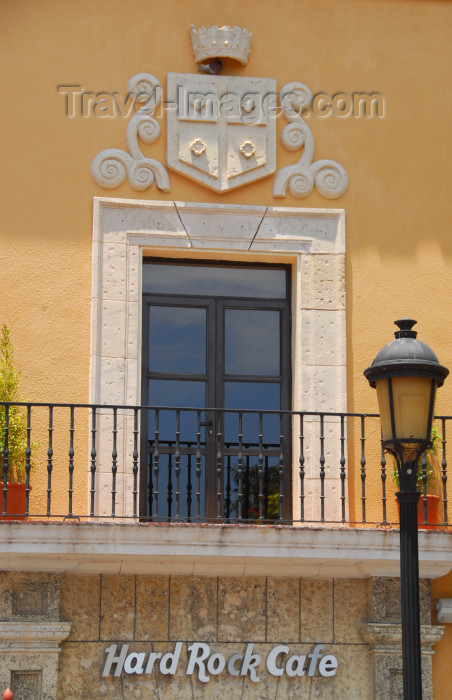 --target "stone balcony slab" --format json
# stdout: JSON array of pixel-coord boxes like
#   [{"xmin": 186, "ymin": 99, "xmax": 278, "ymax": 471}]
[{"xmin": 0, "ymin": 522, "xmax": 451, "ymax": 579}]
